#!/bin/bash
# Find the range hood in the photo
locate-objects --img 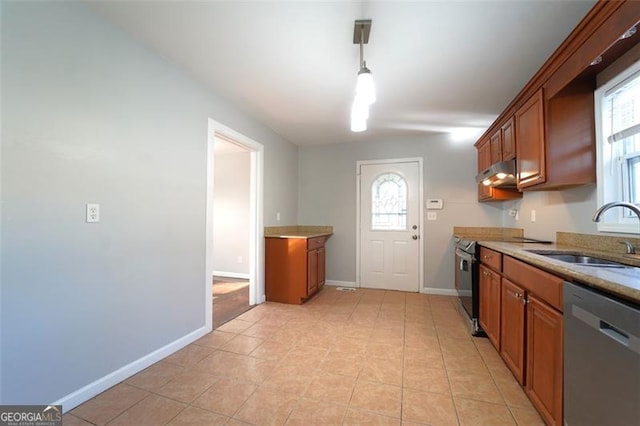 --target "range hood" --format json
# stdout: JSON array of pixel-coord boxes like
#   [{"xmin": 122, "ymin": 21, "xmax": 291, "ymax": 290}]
[{"xmin": 475, "ymin": 159, "xmax": 517, "ymax": 187}]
